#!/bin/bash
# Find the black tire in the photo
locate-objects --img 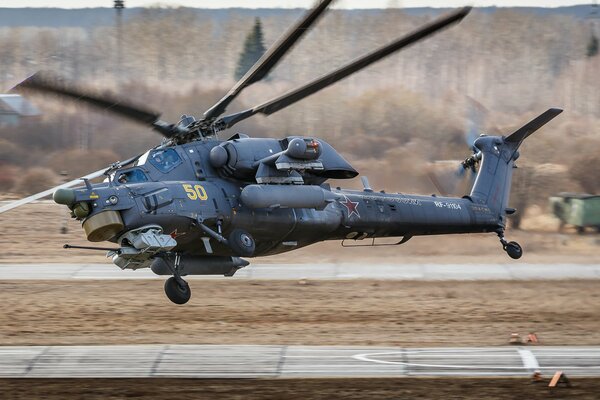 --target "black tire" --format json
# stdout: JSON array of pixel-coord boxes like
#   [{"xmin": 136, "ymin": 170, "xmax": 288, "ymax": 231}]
[
  {"xmin": 506, "ymin": 241, "xmax": 522, "ymax": 260},
  {"xmin": 228, "ymin": 229, "xmax": 256, "ymax": 256},
  {"xmin": 164, "ymin": 277, "xmax": 191, "ymax": 305},
  {"xmin": 576, "ymin": 226, "xmax": 585, "ymax": 235}
]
